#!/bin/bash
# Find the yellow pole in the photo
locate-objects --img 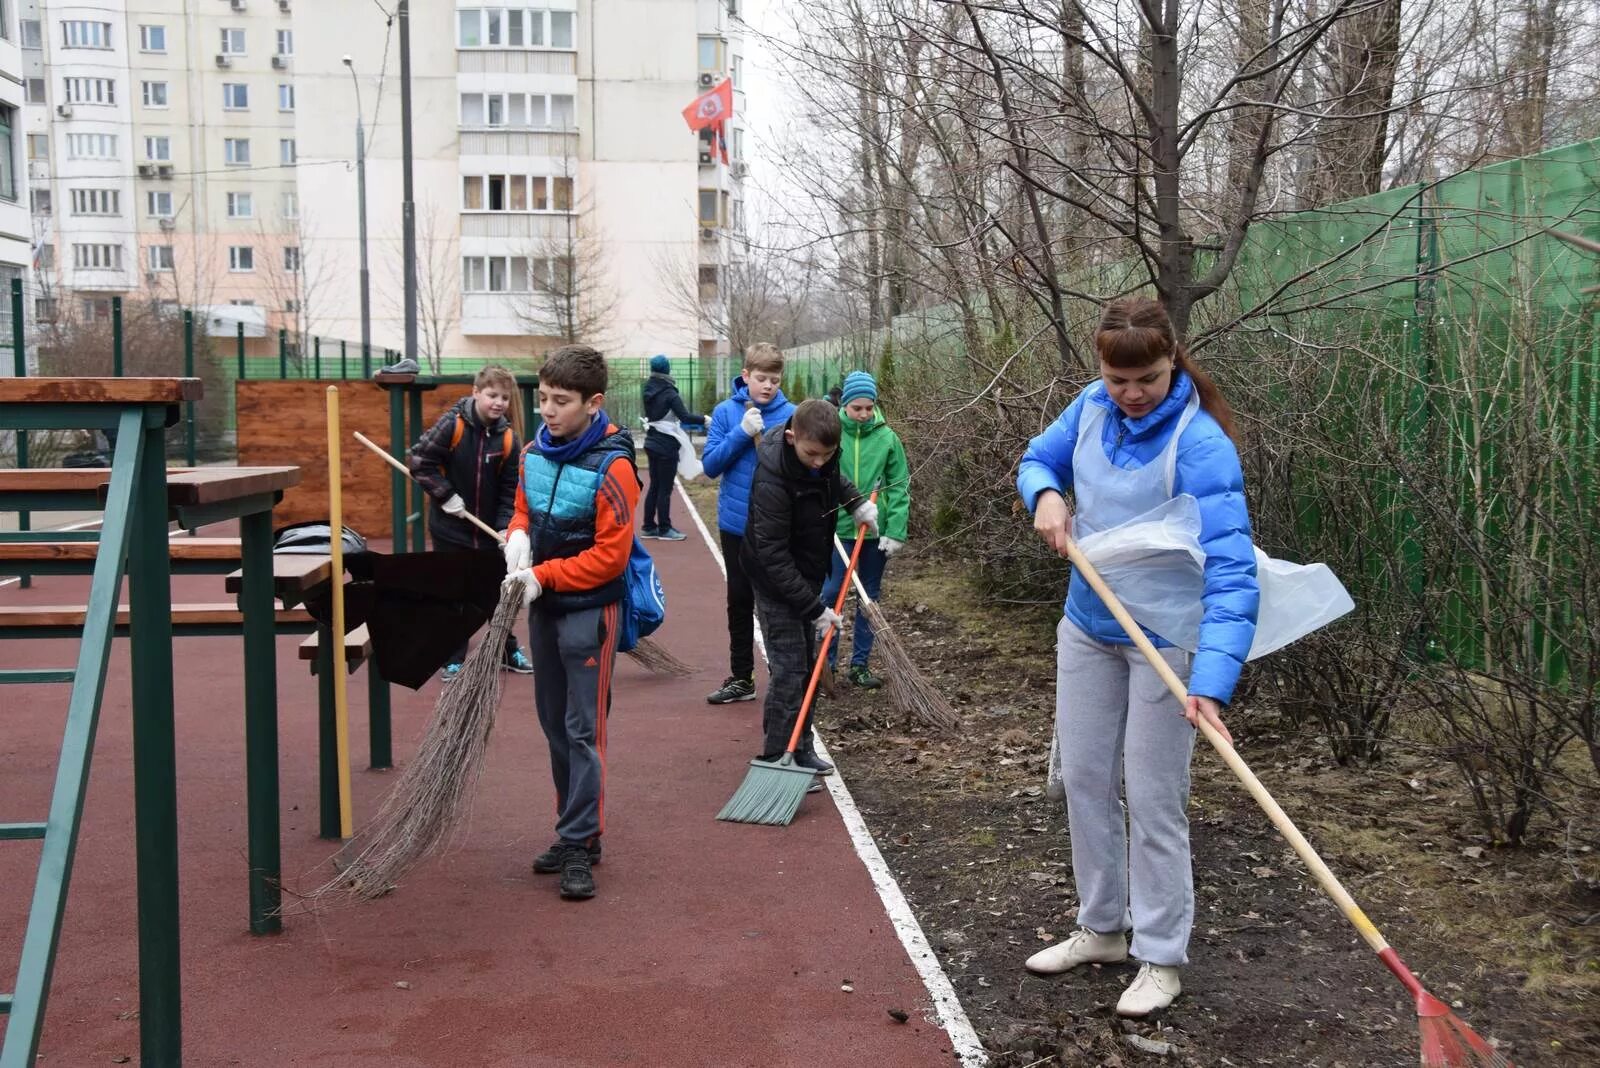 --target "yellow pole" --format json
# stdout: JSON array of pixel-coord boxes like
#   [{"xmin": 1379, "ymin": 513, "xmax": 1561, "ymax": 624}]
[{"xmin": 326, "ymin": 386, "xmax": 354, "ymax": 838}]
